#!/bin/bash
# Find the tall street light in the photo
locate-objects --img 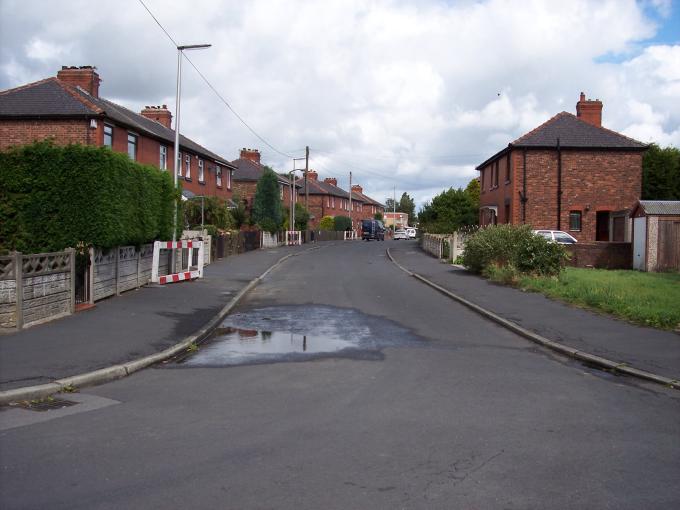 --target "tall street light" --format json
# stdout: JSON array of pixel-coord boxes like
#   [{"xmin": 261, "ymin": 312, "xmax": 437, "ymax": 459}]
[{"xmin": 173, "ymin": 43, "xmax": 211, "ymax": 259}]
